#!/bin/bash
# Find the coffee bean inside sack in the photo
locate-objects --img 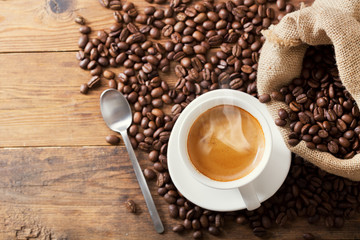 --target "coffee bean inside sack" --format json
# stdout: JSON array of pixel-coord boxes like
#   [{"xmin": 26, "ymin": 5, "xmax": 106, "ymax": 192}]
[
  {"xmin": 75, "ymin": 0, "xmax": 360, "ymax": 239},
  {"xmin": 272, "ymin": 46, "xmax": 360, "ymax": 159}
]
